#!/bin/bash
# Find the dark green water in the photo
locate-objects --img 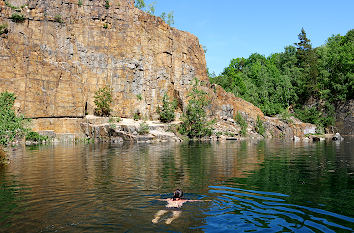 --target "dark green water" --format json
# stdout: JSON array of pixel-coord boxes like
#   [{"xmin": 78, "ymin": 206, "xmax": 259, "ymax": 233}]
[{"xmin": 0, "ymin": 138, "xmax": 353, "ymax": 232}]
